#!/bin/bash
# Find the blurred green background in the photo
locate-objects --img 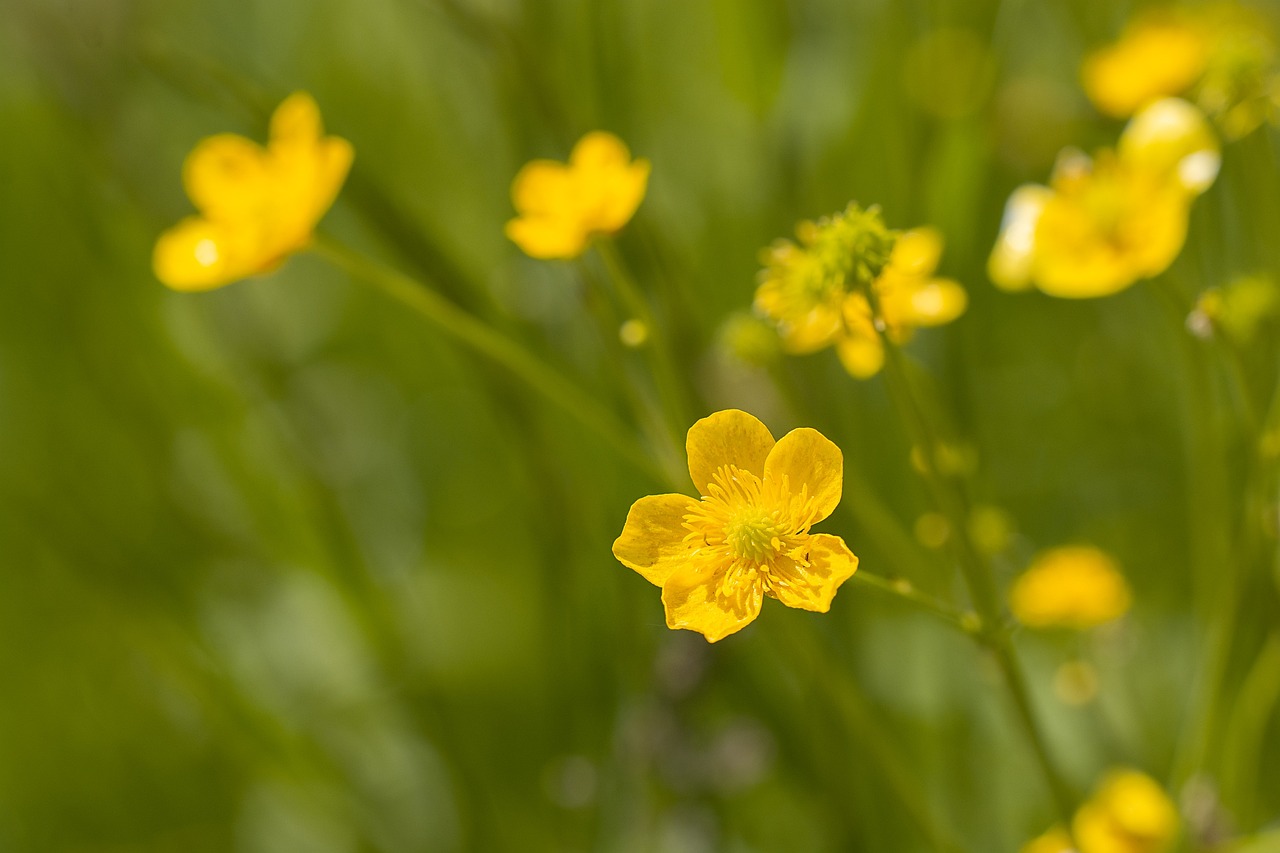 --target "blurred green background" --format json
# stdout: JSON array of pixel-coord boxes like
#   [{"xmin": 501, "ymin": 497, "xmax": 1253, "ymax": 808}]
[{"xmin": 4, "ymin": 0, "xmax": 1280, "ymax": 850}]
